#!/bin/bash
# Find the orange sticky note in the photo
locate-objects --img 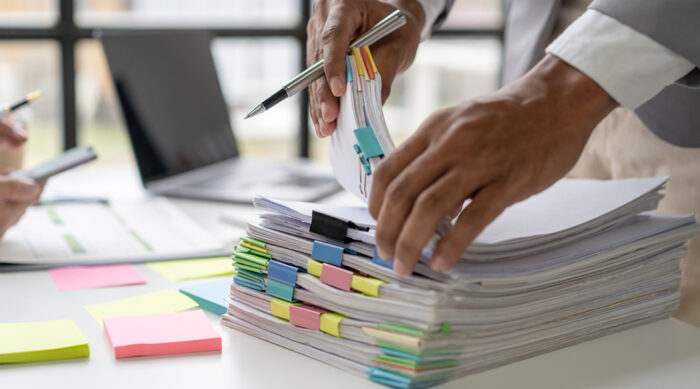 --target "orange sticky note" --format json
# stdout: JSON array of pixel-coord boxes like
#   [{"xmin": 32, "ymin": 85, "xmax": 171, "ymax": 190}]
[{"xmin": 103, "ymin": 310, "xmax": 221, "ymax": 359}]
